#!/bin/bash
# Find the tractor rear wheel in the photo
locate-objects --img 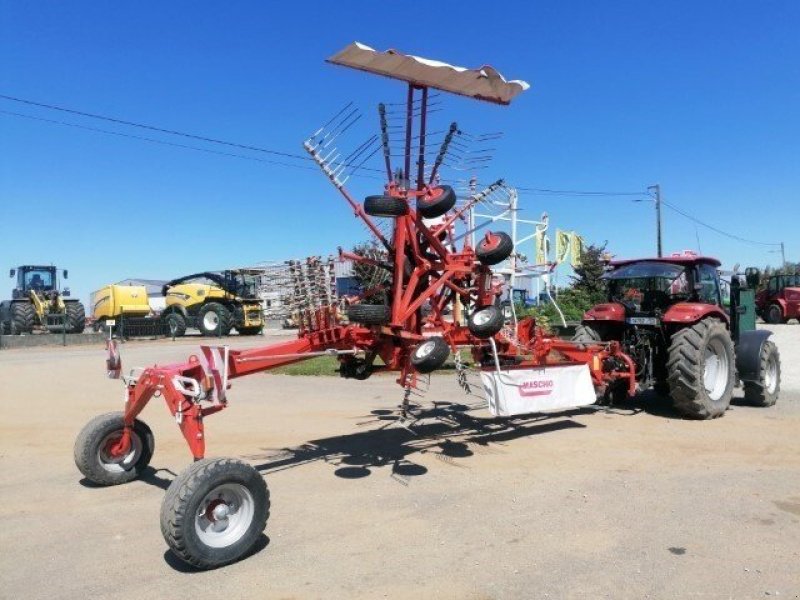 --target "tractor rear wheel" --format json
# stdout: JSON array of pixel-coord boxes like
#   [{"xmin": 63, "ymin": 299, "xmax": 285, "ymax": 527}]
[
  {"xmin": 74, "ymin": 412, "xmax": 154, "ymax": 486},
  {"xmin": 65, "ymin": 302, "xmax": 86, "ymax": 333},
  {"xmin": 161, "ymin": 458, "xmax": 269, "ymax": 570},
  {"xmin": 164, "ymin": 312, "xmax": 187, "ymax": 337},
  {"xmin": 744, "ymin": 340, "xmax": 780, "ymax": 407},
  {"xmin": 199, "ymin": 303, "xmax": 233, "ymax": 336},
  {"xmin": 476, "ymin": 232, "xmax": 514, "ymax": 266},
  {"xmin": 364, "ymin": 195, "xmax": 408, "ymax": 217},
  {"xmin": 417, "ymin": 185, "xmax": 456, "ymax": 219},
  {"xmin": 666, "ymin": 319, "xmax": 735, "ymax": 419},
  {"xmin": 9, "ymin": 302, "xmax": 35, "ymax": 334},
  {"xmin": 468, "ymin": 305, "xmax": 504, "ymax": 338},
  {"xmin": 347, "ymin": 304, "xmax": 391, "ymax": 325},
  {"xmin": 411, "ymin": 336, "xmax": 450, "ymax": 374},
  {"xmin": 765, "ymin": 304, "xmax": 785, "ymax": 324}
]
